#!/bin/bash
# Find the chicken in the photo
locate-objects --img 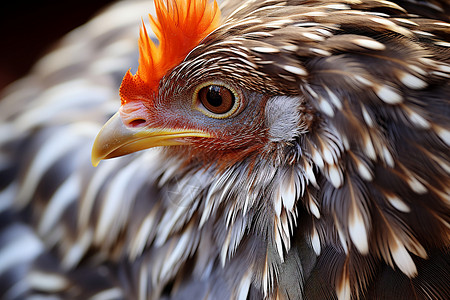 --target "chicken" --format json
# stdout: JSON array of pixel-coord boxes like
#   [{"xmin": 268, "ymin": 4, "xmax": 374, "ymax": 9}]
[{"xmin": 0, "ymin": 0, "xmax": 449, "ymax": 299}]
